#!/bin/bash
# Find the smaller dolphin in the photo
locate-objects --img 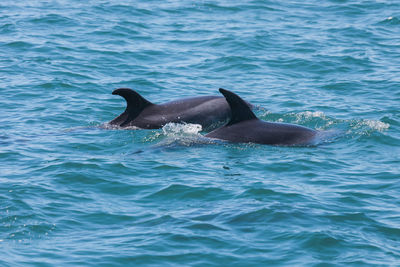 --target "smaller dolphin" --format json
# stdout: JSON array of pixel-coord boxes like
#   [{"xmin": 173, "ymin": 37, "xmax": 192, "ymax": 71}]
[
  {"xmin": 206, "ymin": 88, "xmax": 318, "ymax": 146},
  {"xmin": 109, "ymin": 88, "xmax": 233, "ymax": 130}
]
